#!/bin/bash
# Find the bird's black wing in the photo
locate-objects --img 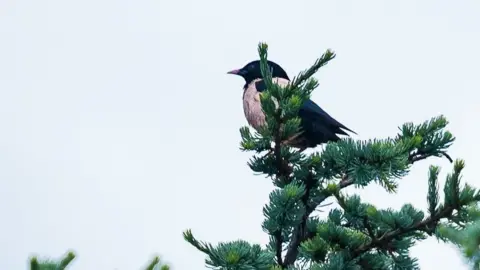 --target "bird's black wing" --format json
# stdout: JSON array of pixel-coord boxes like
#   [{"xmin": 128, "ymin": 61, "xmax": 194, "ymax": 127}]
[
  {"xmin": 254, "ymin": 78, "xmax": 355, "ymax": 136},
  {"xmin": 255, "ymin": 80, "xmax": 357, "ymax": 135},
  {"xmin": 300, "ymin": 99, "xmax": 356, "ymax": 135}
]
